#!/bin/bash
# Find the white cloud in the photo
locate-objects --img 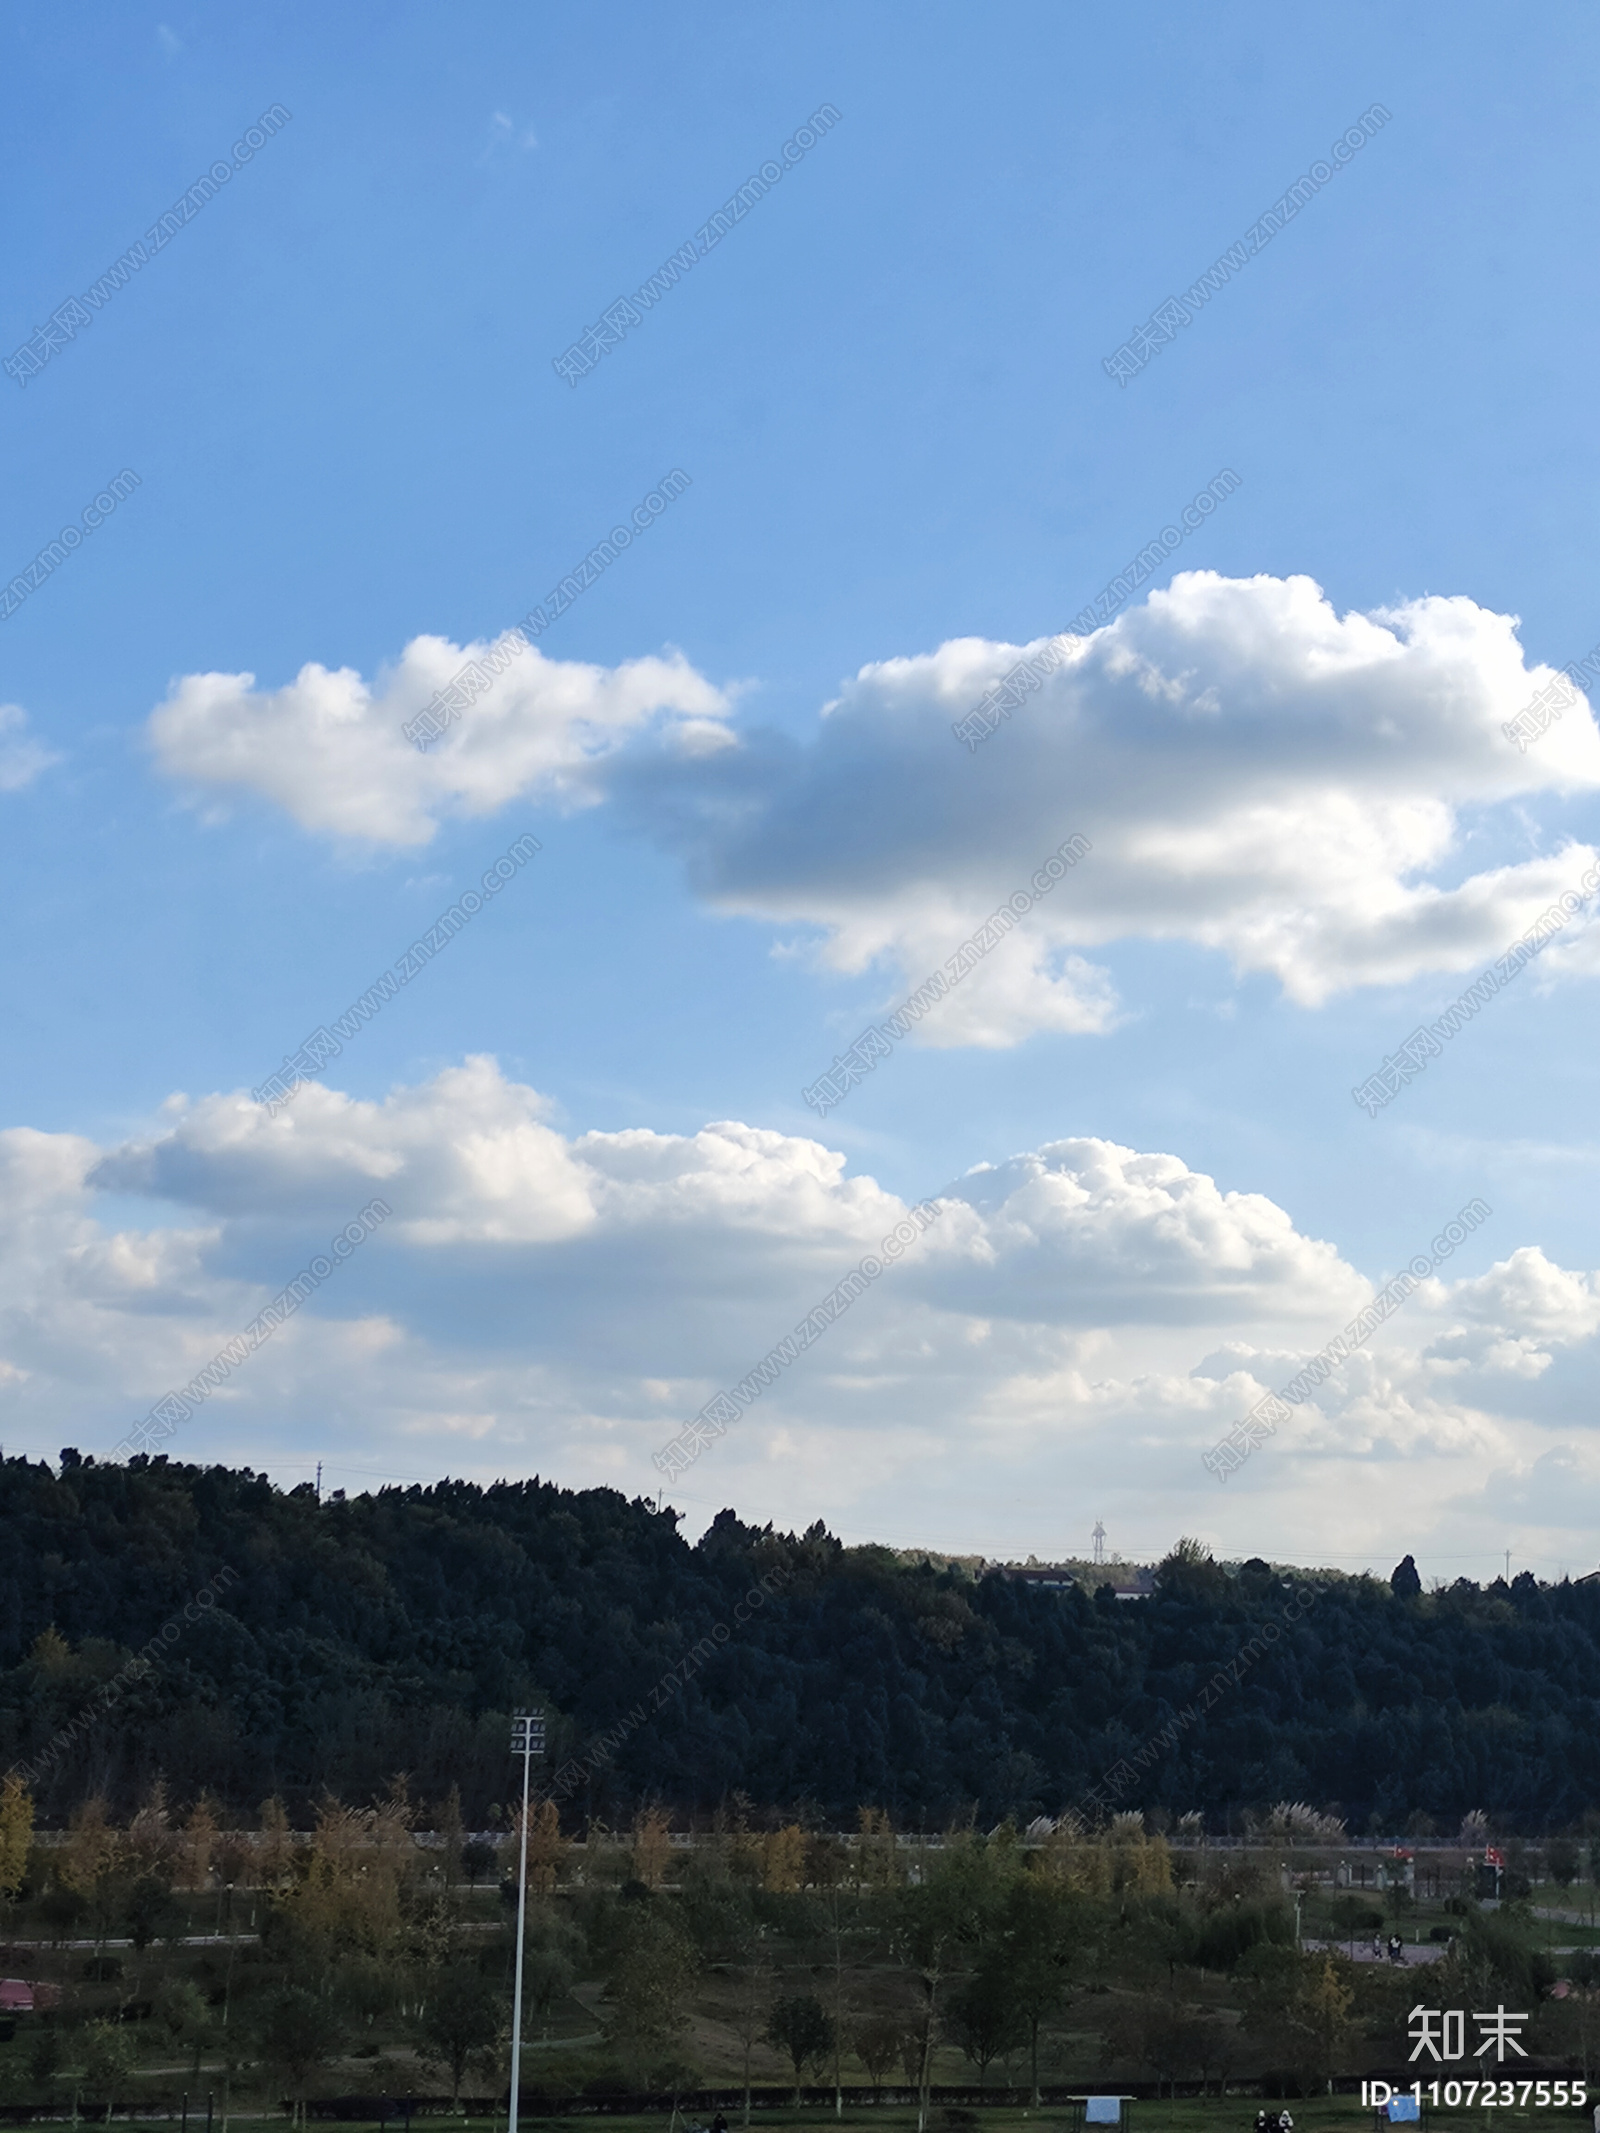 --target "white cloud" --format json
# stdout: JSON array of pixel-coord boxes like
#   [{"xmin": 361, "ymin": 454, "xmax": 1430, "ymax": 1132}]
[
  {"xmin": 1419, "ymin": 1246, "xmax": 1600, "ymax": 1378},
  {"xmin": 924, "ymin": 1138, "xmax": 1362, "ymax": 1325},
  {"xmin": 0, "ymin": 704, "xmax": 59, "ymax": 792},
  {"xmin": 5, "ymin": 1058, "xmax": 1600, "ymax": 1572},
  {"xmin": 614, "ymin": 570, "xmax": 1600, "ymax": 1034},
  {"xmin": 146, "ymin": 633, "xmax": 727, "ymax": 846},
  {"xmin": 145, "ymin": 576, "xmax": 1600, "ymax": 1032}
]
